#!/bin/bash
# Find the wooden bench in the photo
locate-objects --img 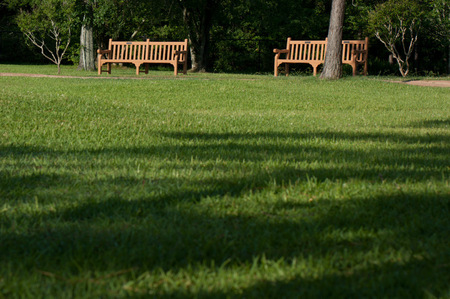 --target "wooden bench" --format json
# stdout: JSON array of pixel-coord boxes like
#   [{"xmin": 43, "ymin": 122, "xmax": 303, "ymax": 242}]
[
  {"xmin": 97, "ymin": 39, "xmax": 188, "ymax": 76},
  {"xmin": 274, "ymin": 37, "xmax": 368, "ymax": 76}
]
